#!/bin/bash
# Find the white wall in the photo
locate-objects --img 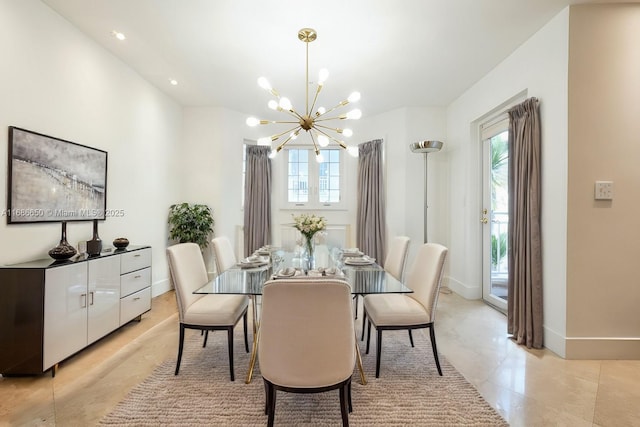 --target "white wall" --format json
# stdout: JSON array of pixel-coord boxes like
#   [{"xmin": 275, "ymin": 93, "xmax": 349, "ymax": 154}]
[
  {"xmin": 0, "ymin": 0, "xmax": 183, "ymax": 296},
  {"xmin": 446, "ymin": 8, "xmax": 569, "ymax": 356},
  {"xmin": 354, "ymin": 107, "xmax": 447, "ymax": 268},
  {"xmin": 181, "ymin": 107, "xmax": 249, "ymax": 269}
]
